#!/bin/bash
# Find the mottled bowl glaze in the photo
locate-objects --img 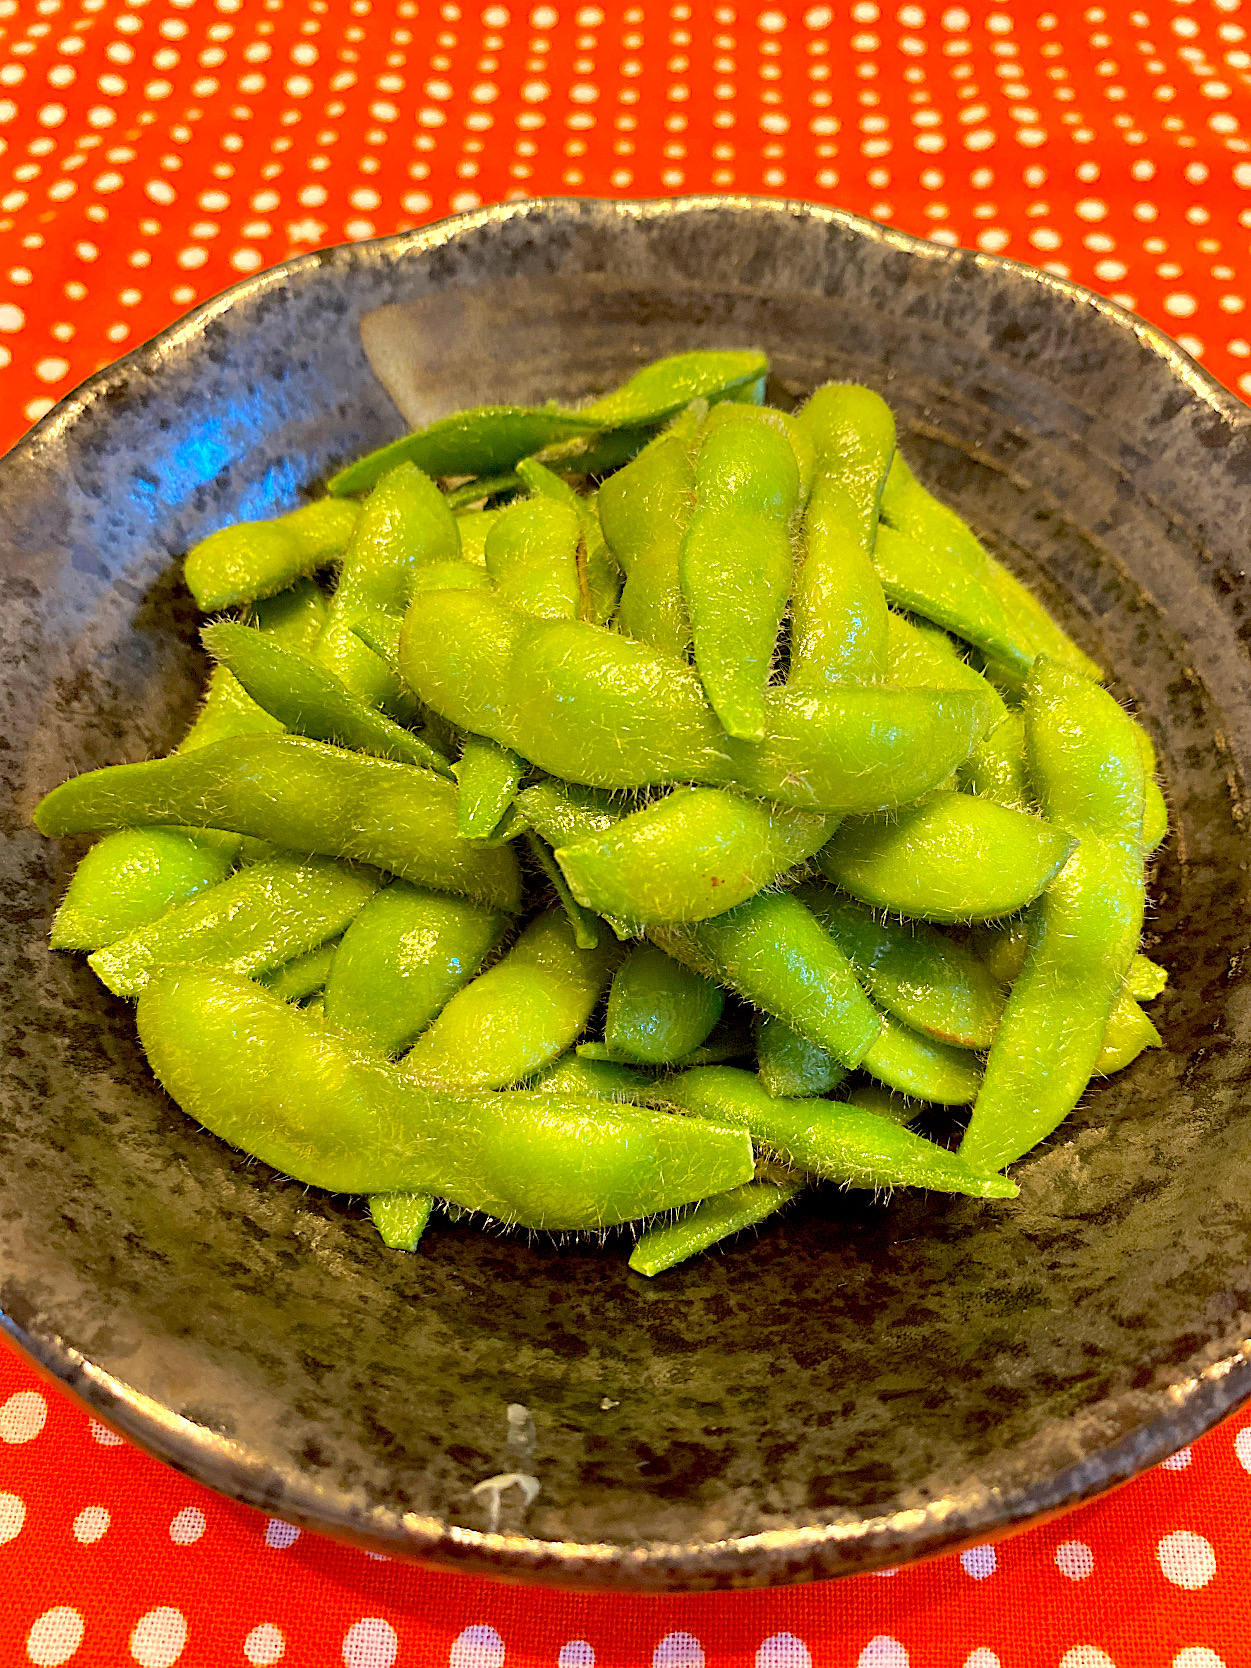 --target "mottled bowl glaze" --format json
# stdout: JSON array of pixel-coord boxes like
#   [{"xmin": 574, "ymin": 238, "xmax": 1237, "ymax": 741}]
[{"xmin": 4, "ymin": 197, "xmax": 1251, "ymax": 1592}]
